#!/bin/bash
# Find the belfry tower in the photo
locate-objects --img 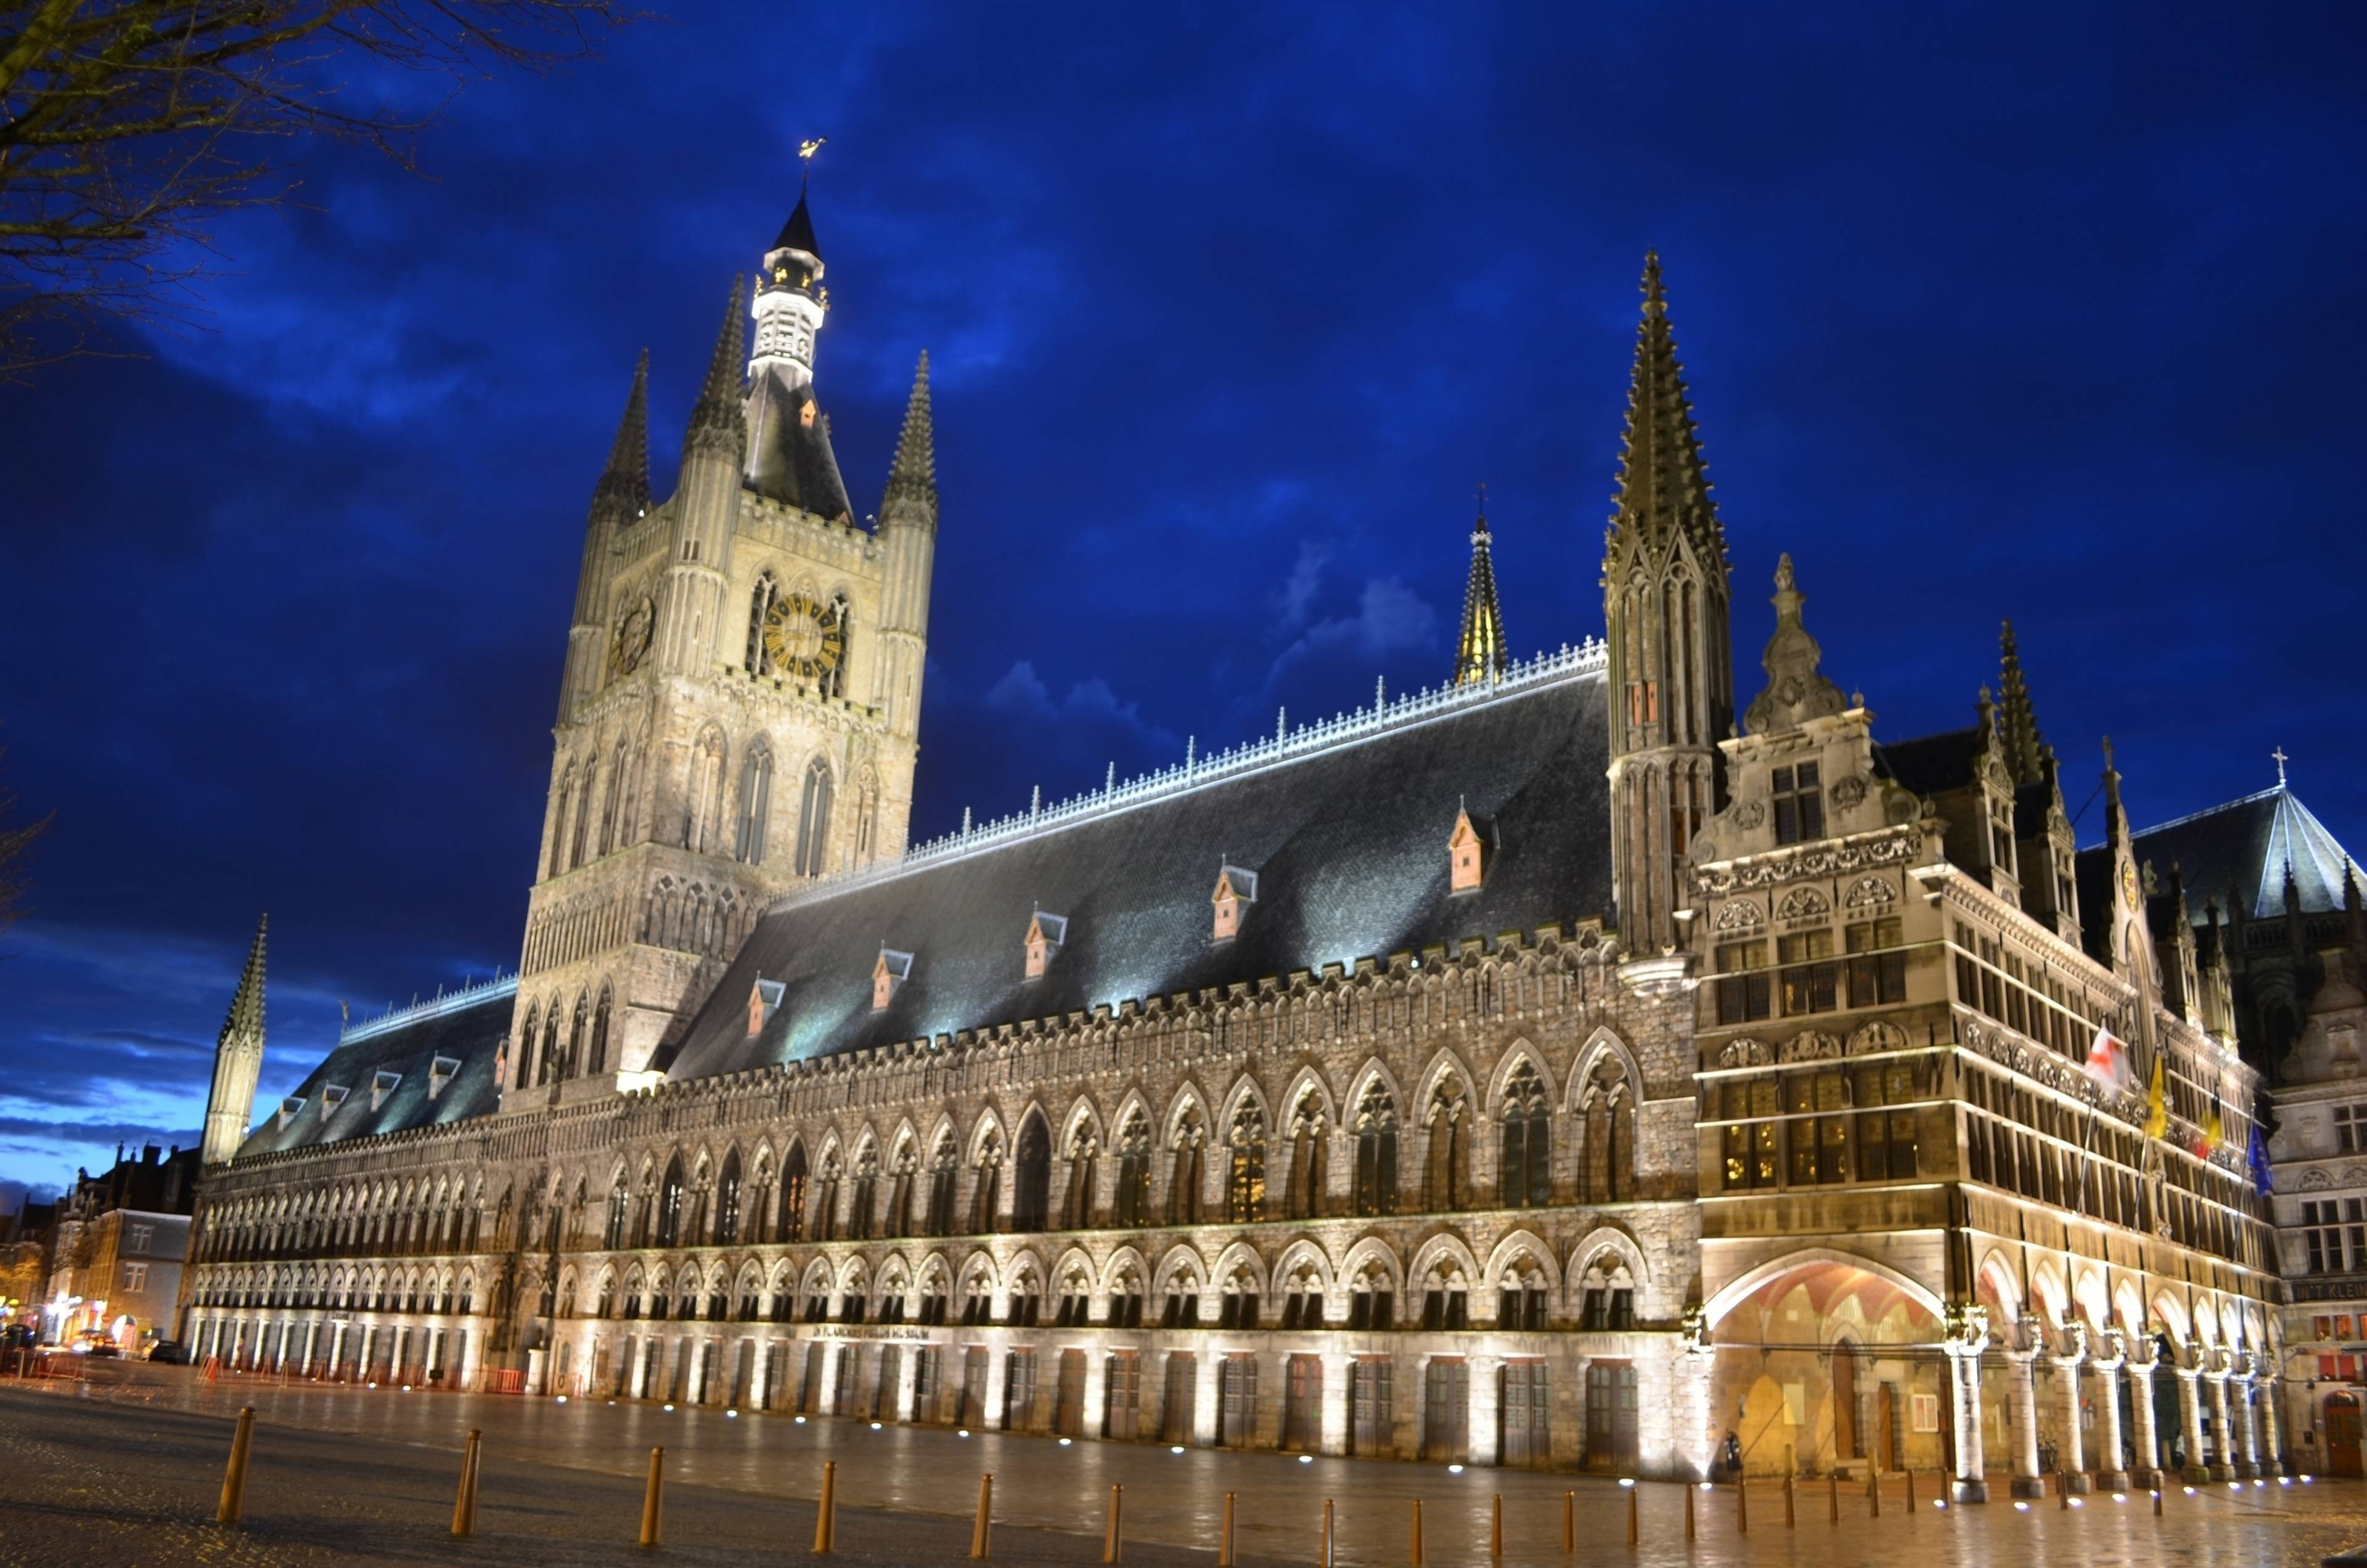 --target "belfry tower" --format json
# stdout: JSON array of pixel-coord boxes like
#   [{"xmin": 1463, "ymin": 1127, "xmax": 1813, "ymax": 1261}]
[
  {"xmin": 510, "ymin": 181, "xmax": 934, "ymax": 1105},
  {"xmin": 1601, "ymin": 253, "xmax": 1733, "ymax": 953},
  {"xmin": 201, "ymin": 915, "xmax": 268, "ymax": 1166}
]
